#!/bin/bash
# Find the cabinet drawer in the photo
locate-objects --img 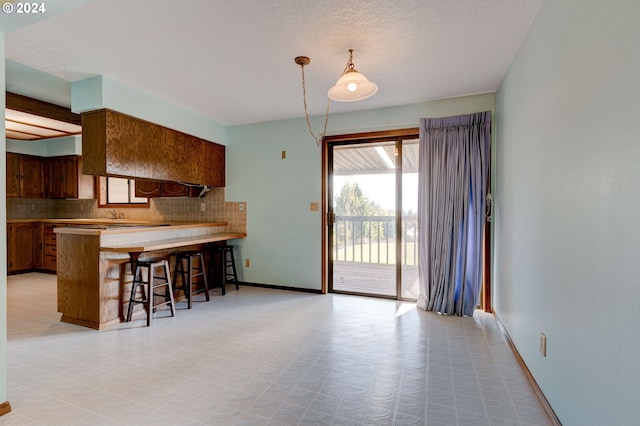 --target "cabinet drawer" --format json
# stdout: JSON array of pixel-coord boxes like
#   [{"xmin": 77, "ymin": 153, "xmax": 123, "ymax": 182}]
[
  {"xmin": 44, "ymin": 245, "xmax": 57, "ymax": 256},
  {"xmin": 44, "ymin": 225, "xmax": 56, "ymax": 234},
  {"xmin": 43, "ymin": 255, "xmax": 57, "ymax": 271},
  {"xmin": 44, "ymin": 233, "xmax": 57, "ymax": 245}
]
